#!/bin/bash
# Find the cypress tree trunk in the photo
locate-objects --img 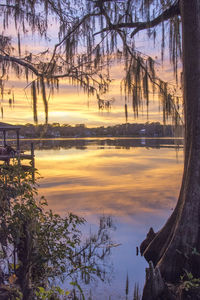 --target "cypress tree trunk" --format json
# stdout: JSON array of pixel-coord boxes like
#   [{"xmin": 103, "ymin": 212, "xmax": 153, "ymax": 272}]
[{"xmin": 141, "ymin": 0, "xmax": 200, "ymax": 297}]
